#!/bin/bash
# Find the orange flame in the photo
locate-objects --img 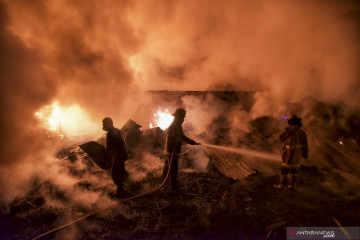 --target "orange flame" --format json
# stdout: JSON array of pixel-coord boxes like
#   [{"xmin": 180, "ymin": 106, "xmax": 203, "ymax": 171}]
[
  {"xmin": 35, "ymin": 102, "xmax": 98, "ymax": 136},
  {"xmin": 149, "ymin": 109, "xmax": 174, "ymax": 130}
]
